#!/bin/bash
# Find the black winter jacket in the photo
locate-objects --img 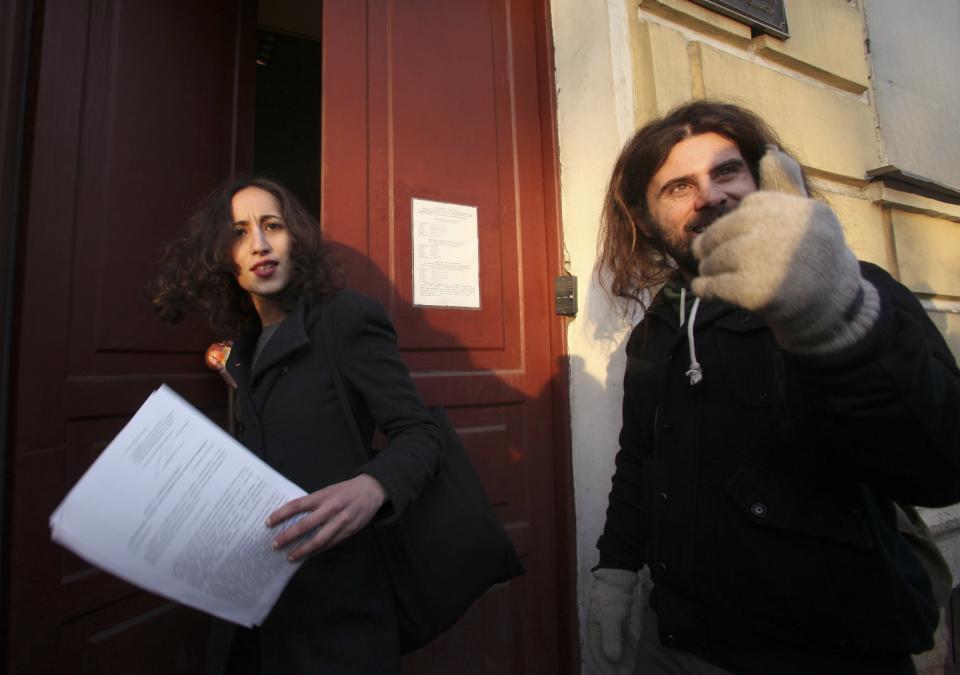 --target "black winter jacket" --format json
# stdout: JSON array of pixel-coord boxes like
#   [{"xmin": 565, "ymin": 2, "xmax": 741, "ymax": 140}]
[
  {"xmin": 597, "ymin": 262, "xmax": 960, "ymax": 675},
  {"xmin": 208, "ymin": 289, "xmax": 441, "ymax": 675}
]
